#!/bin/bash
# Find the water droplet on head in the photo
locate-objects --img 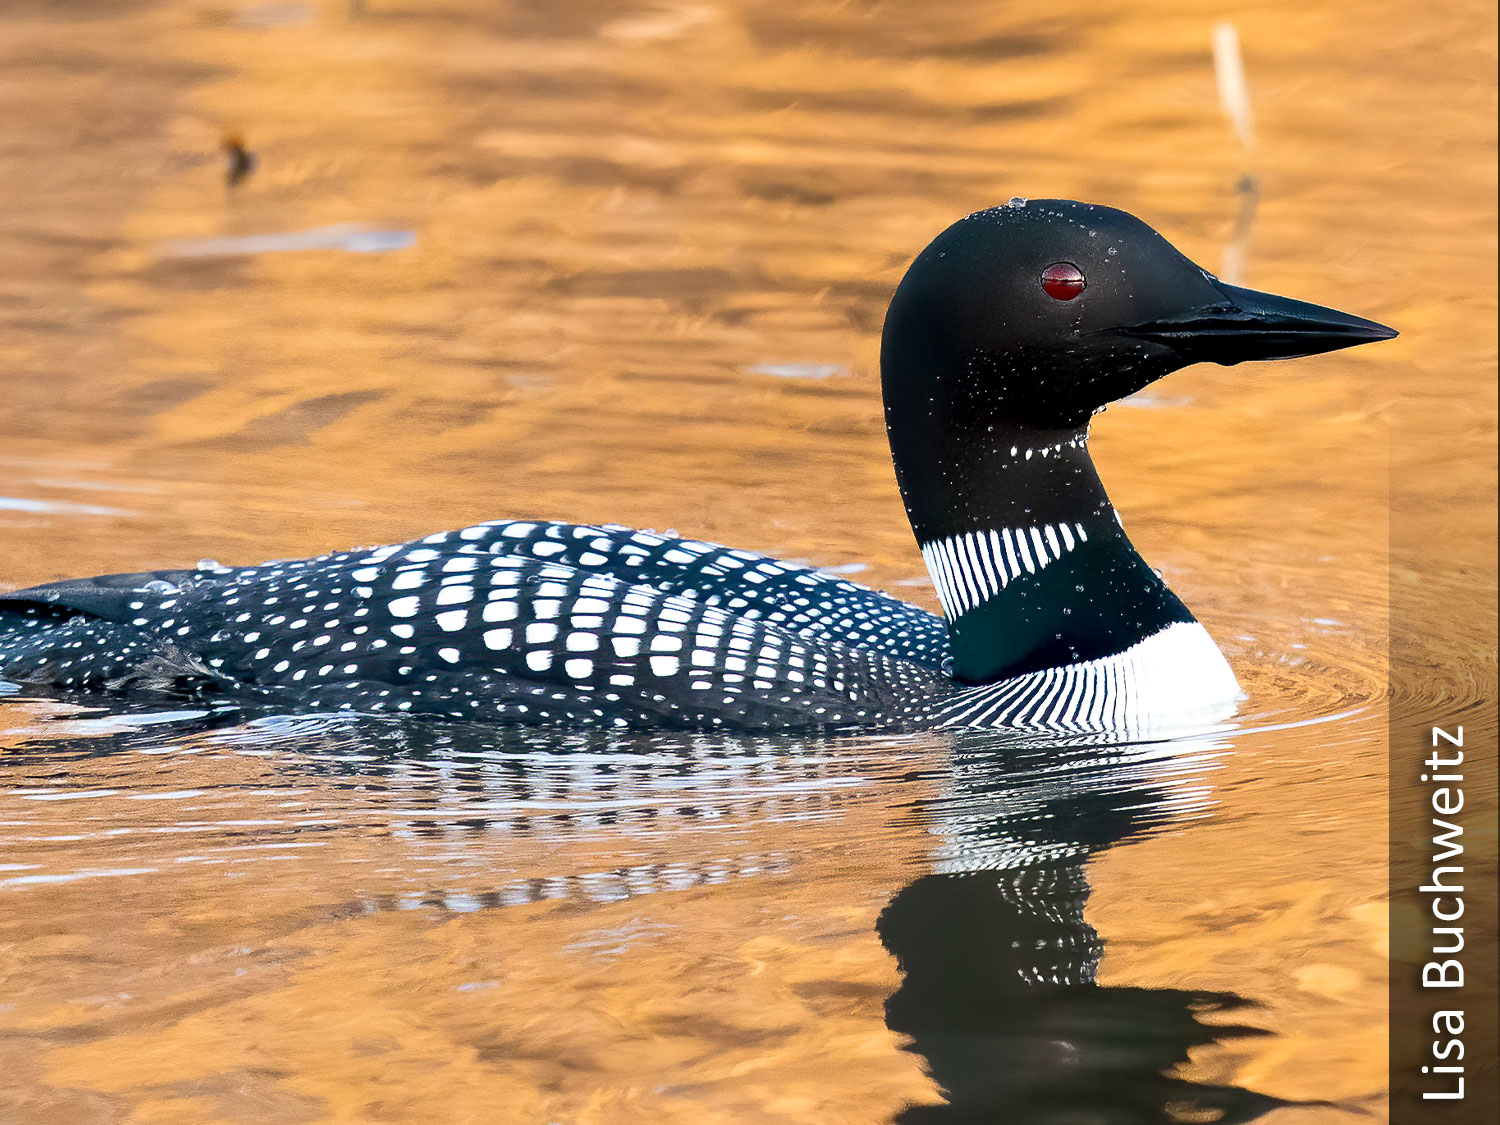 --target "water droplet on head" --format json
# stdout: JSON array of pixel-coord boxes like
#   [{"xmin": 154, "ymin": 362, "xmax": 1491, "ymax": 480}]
[{"xmin": 1005, "ymin": 196, "xmax": 1028, "ymax": 208}]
